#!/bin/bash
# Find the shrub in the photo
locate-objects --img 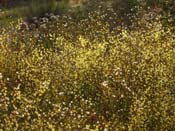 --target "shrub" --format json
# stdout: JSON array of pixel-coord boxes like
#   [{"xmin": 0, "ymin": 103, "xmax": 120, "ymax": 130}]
[{"xmin": 0, "ymin": 8, "xmax": 175, "ymax": 130}]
